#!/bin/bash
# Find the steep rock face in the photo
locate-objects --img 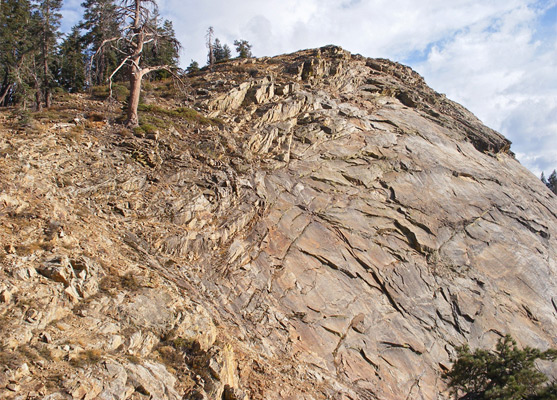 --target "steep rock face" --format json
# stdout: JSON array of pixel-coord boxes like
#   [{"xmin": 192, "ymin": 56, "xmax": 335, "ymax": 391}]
[
  {"xmin": 196, "ymin": 46, "xmax": 556, "ymax": 399},
  {"xmin": 0, "ymin": 46, "xmax": 555, "ymax": 400}
]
